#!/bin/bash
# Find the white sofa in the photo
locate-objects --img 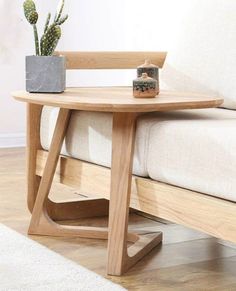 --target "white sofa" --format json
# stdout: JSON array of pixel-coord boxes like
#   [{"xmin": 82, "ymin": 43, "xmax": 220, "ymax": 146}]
[
  {"xmin": 41, "ymin": 107, "xmax": 236, "ymax": 203},
  {"xmin": 40, "ymin": 0, "xmax": 236, "ymax": 204}
]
